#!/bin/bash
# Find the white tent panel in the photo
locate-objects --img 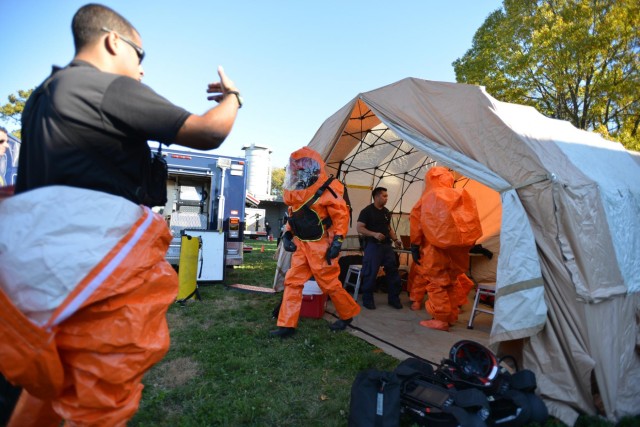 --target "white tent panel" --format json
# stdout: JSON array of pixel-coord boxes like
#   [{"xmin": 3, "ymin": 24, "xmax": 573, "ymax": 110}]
[{"xmin": 554, "ymin": 137, "xmax": 640, "ymax": 293}]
